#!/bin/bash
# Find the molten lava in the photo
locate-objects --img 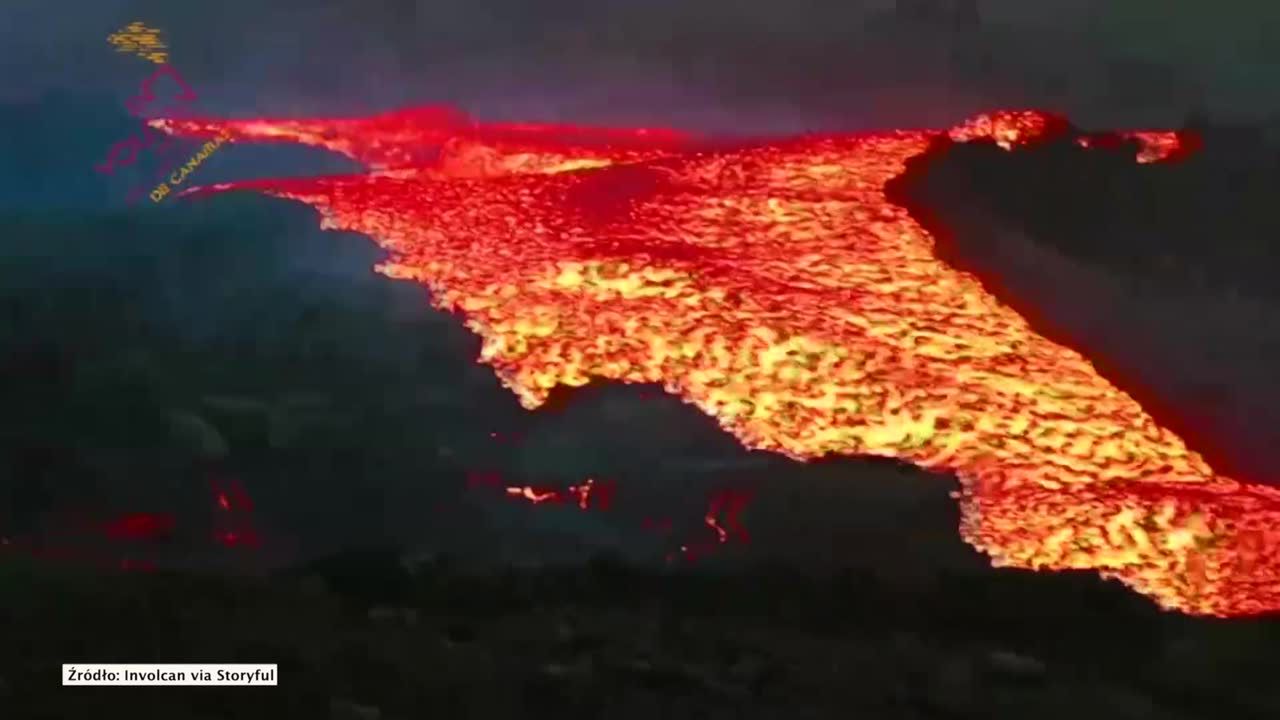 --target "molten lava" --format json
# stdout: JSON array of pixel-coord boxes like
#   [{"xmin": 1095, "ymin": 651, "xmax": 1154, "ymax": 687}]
[
  {"xmin": 157, "ymin": 106, "xmax": 1280, "ymax": 617},
  {"xmin": 500, "ymin": 477, "xmax": 617, "ymax": 512},
  {"xmin": 210, "ymin": 477, "xmax": 260, "ymax": 549},
  {"xmin": 703, "ymin": 488, "xmax": 753, "ymax": 546}
]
